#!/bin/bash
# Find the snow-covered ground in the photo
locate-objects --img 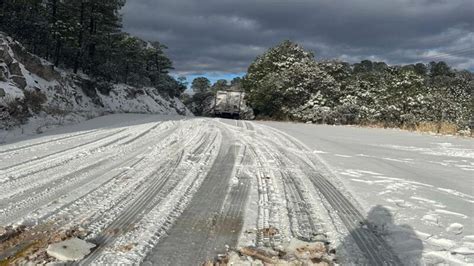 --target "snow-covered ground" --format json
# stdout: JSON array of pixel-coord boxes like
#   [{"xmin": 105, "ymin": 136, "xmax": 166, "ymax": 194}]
[
  {"xmin": 259, "ymin": 121, "xmax": 474, "ymax": 265},
  {"xmin": 1, "ymin": 116, "xmax": 472, "ymax": 265}
]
